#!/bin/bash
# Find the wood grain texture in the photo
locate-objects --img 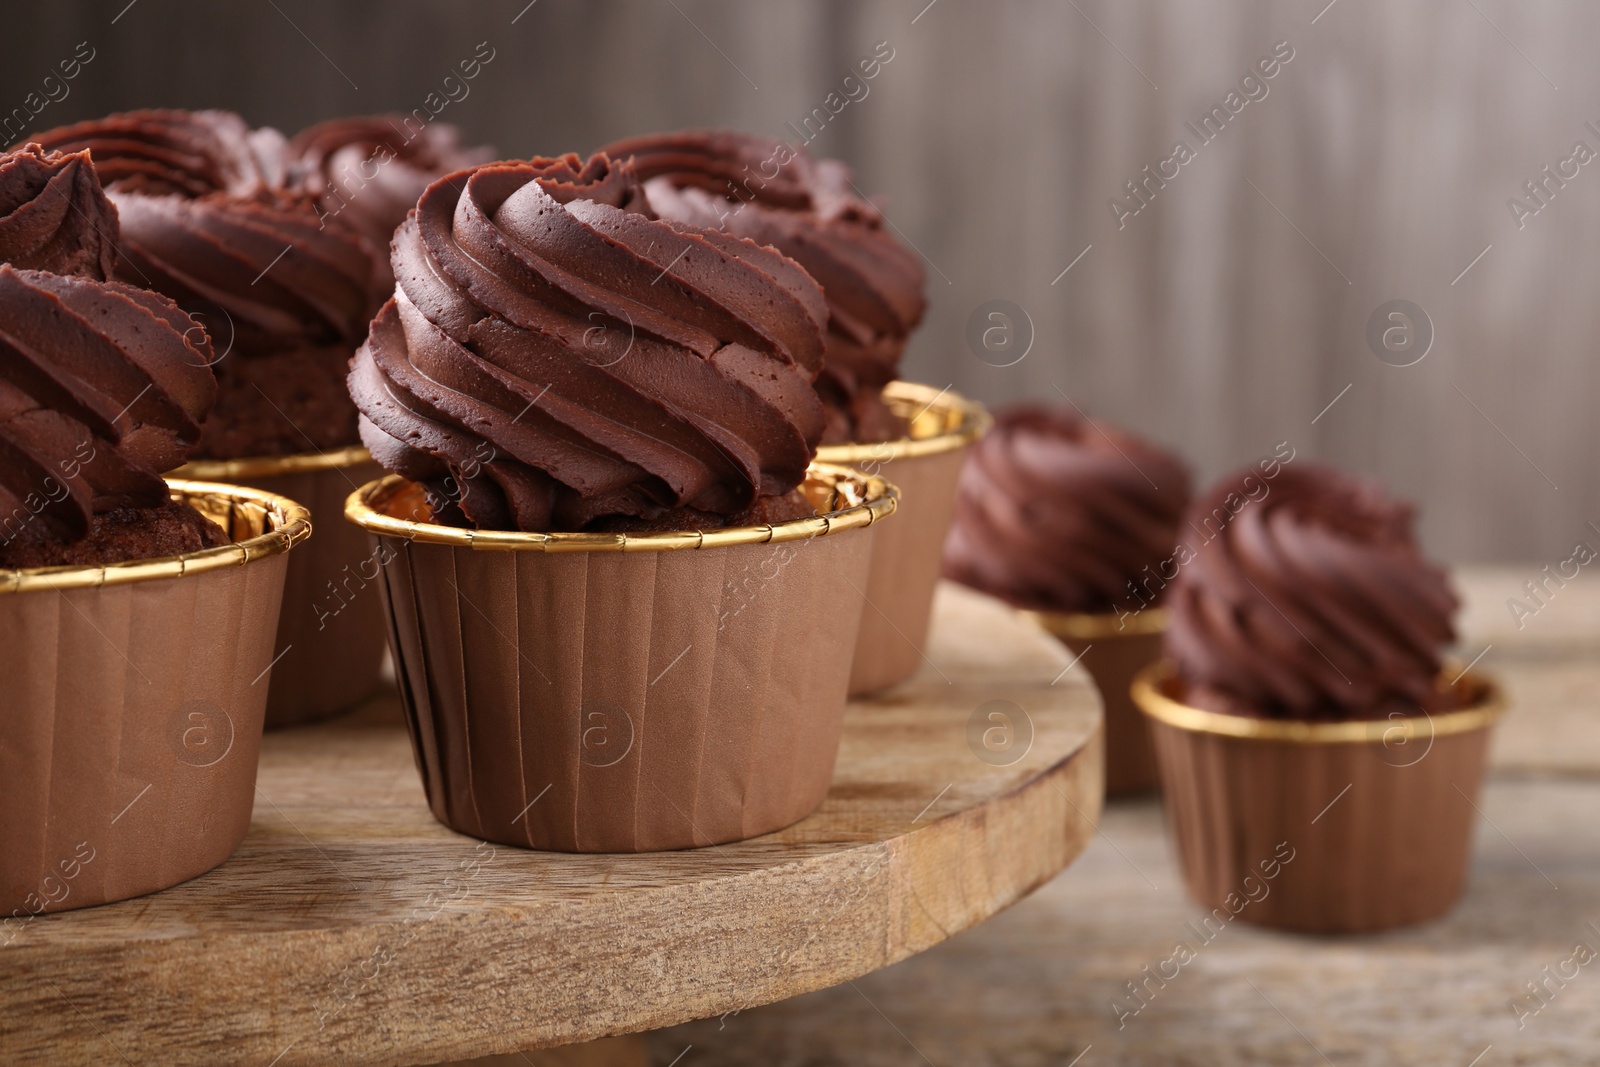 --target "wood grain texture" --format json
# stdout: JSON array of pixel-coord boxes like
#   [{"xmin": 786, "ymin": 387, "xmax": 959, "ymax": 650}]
[
  {"xmin": 0, "ymin": 0, "xmax": 1591, "ymax": 560},
  {"xmin": 438, "ymin": 1034, "xmax": 647, "ymax": 1067},
  {"xmin": 648, "ymin": 565, "xmax": 1600, "ymax": 1064},
  {"xmin": 0, "ymin": 583, "xmax": 1103, "ymax": 1067}
]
